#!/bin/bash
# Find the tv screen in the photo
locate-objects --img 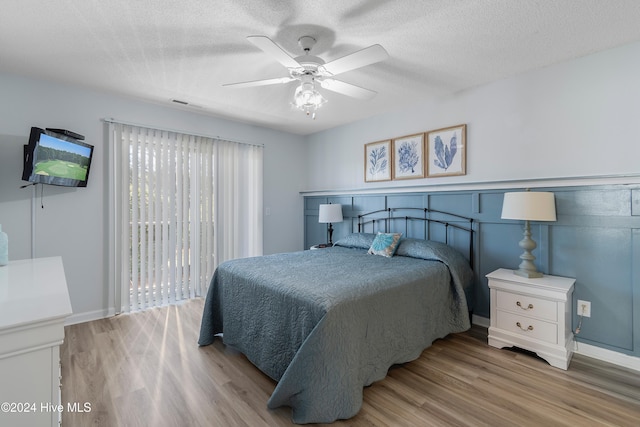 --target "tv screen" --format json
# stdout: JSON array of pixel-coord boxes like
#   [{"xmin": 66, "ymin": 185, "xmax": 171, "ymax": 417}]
[{"xmin": 22, "ymin": 127, "xmax": 94, "ymax": 187}]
